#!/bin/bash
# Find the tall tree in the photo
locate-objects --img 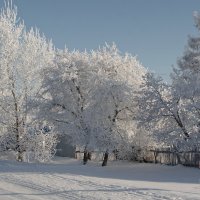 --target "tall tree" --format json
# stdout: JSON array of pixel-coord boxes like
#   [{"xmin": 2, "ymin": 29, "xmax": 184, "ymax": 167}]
[
  {"xmin": 39, "ymin": 49, "xmax": 97, "ymax": 155},
  {"xmin": 170, "ymin": 11, "xmax": 200, "ymax": 150},
  {"xmin": 40, "ymin": 44, "xmax": 146, "ymax": 163},
  {"xmin": 136, "ymin": 12, "xmax": 200, "ymax": 152},
  {"xmin": 89, "ymin": 44, "xmax": 146, "ymax": 162},
  {"xmin": 0, "ymin": 2, "xmax": 55, "ymax": 161}
]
